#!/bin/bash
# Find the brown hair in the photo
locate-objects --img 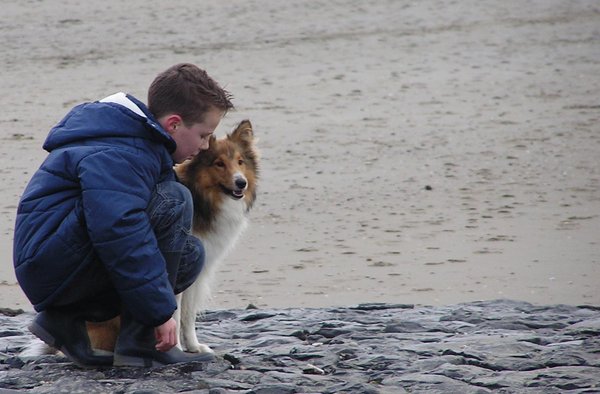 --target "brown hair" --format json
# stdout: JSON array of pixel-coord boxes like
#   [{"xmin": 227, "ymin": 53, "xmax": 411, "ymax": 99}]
[{"xmin": 148, "ymin": 63, "xmax": 234, "ymax": 125}]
